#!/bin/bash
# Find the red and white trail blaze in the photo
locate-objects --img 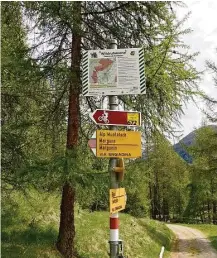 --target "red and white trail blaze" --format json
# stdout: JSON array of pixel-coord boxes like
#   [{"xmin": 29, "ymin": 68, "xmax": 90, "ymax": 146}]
[{"xmin": 110, "ymin": 213, "xmax": 119, "ymax": 241}]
